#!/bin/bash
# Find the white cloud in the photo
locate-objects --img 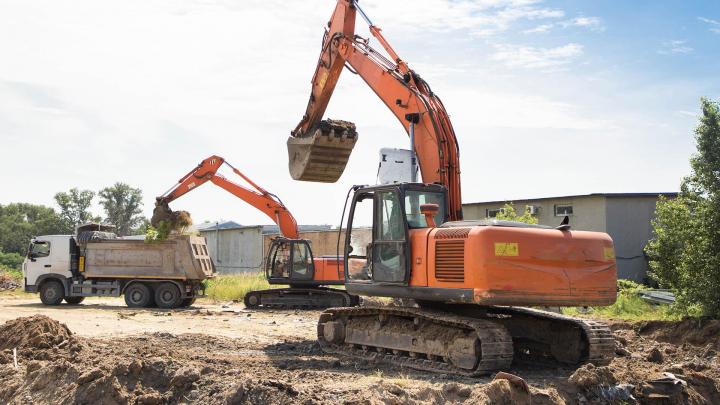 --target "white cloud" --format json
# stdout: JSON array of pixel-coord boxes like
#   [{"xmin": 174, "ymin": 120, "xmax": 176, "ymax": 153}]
[
  {"xmin": 522, "ymin": 15, "xmax": 603, "ymax": 34},
  {"xmin": 490, "ymin": 43, "xmax": 583, "ymax": 69},
  {"xmin": 658, "ymin": 40, "xmax": 694, "ymax": 55},
  {"xmin": 698, "ymin": 16, "xmax": 720, "ymax": 33},
  {"xmin": 361, "ymin": 0, "xmax": 564, "ymax": 37}
]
